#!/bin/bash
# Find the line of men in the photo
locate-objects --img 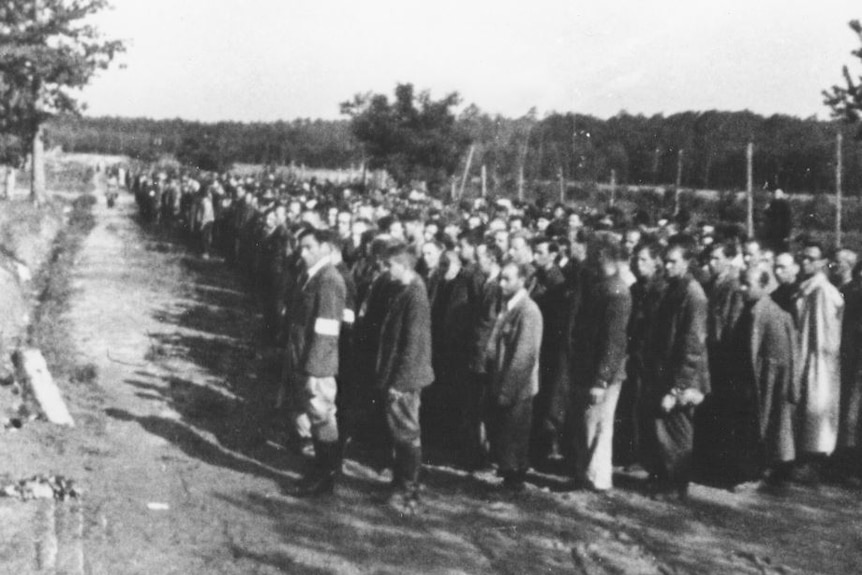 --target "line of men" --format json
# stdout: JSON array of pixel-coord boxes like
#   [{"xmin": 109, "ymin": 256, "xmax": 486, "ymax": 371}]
[{"xmin": 129, "ymin": 168, "xmax": 862, "ymax": 506}]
